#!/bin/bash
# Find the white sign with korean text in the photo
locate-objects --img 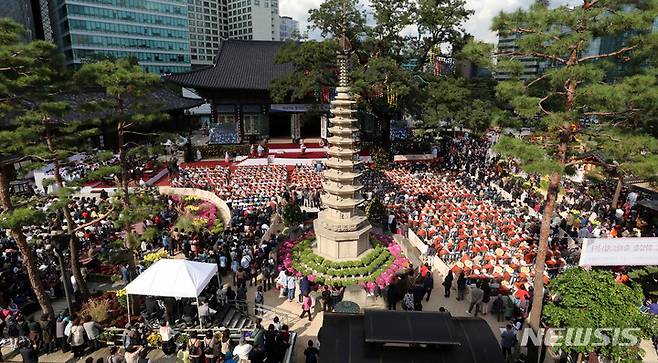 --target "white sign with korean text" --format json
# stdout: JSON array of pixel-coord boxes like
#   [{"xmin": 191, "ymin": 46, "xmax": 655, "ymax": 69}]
[{"xmin": 579, "ymin": 238, "xmax": 658, "ymax": 266}]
